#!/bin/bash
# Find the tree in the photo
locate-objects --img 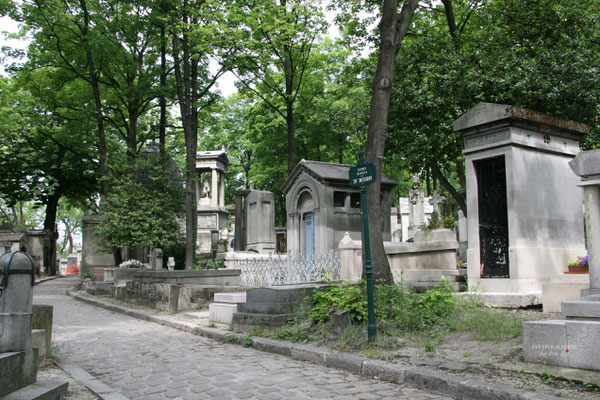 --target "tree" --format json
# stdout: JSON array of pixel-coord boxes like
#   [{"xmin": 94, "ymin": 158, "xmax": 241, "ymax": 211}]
[
  {"xmin": 0, "ymin": 76, "xmax": 97, "ymax": 274},
  {"xmin": 364, "ymin": 0, "xmax": 419, "ymax": 285},
  {"xmin": 387, "ymin": 0, "xmax": 600, "ymax": 216},
  {"xmin": 57, "ymin": 200, "xmax": 83, "ymax": 256},
  {"xmin": 228, "ymin": 0, "xmax": 327, "ymax": 175},
  {"xmin": 168, "ymin": 0, "xmax": 226, "ymax": 268},
  {"xmin": 97, "ymin": 150, "xmax": 184, "ymax": 258}
]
